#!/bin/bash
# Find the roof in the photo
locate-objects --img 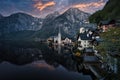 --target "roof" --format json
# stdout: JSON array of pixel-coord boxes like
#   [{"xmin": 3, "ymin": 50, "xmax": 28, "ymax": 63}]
[
  {"xmin": 84, "ymin": 47, "xmax": 94, "ymax": 53},
  {"xmin": 84, "ymin": 27, "xmax": 97, "ymax": 31},
  {"xmin": 78, "ymin": 32, "xmax": 92, "ymax": 40},
  {"xmin": 95, "ymin": 38, "xmax": 103, "ymax": 42},
  {"xmin": 100, "ymin": 21, "xmax": 109, "ymax": 25},
  {"xmin": 99, "ymin": 20, "xmax": 115, "ymax": 25},
  {"xmin": 83, "ymin": 56, "xmax": 100, "ymax": 63}
]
